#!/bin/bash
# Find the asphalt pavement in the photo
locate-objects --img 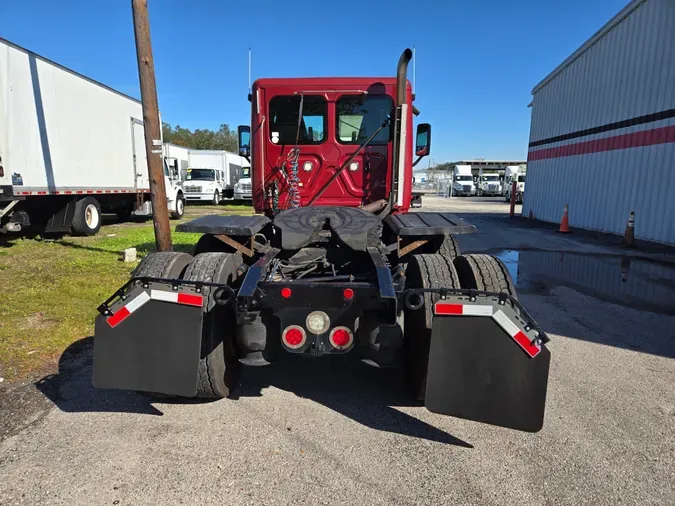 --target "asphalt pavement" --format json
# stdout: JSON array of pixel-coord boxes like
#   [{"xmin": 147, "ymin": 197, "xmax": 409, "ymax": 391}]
[{"xmin": 1, "ymin": 196, "xmax": 673, "ymax": 505}]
